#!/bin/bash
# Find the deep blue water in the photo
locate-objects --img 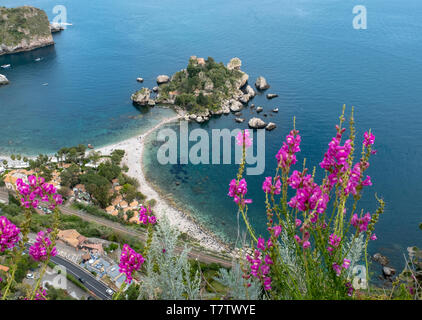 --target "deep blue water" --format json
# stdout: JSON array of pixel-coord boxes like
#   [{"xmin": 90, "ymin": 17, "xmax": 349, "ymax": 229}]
[{"xmin": 1, "ymin": 0, "xmax": 421, "ymax": 270}]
